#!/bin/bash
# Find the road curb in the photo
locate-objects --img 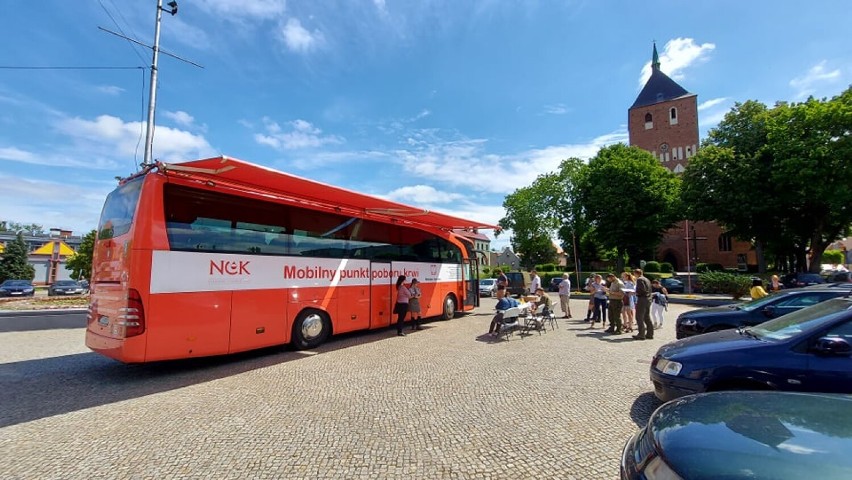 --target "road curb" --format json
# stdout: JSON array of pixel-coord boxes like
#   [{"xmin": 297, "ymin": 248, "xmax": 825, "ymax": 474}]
[{"xmin": 0, "ymin": 308, "xmax": 87, "ymax": 317}]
